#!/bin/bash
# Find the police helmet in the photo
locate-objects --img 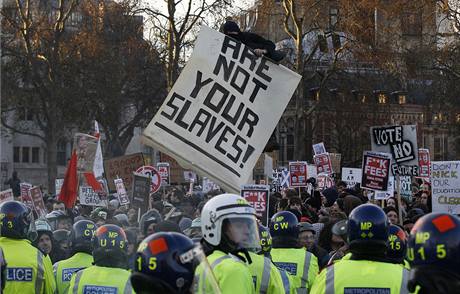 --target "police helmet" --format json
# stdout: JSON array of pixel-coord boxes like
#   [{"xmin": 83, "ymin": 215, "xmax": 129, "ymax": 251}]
[
  {"xmin": 407, "ymin": 213, "xmax": 460, "ymax": 293},
  {"xmin": 258, "ymin": 225, "xmax": 272, "ymax": 255},
  {"xmin": 131, "ymin": 232, "xmax": 197, "ymax": 293},
  {"xmin": 70, "ymin": 220, "xmax": 96, "ymax": 253},
  {"xmin": 386, "ymin": 225, "xmax": 407, "ymax": 264},
  {"xmin": 269, "ymin": 211, "xmax": 299, "ymax": 239},
  {"xmin": 0, "ymin": 201, "xmax": 33, "ymax": 239},
  {"xmin": 407, "ymin": 212, "xmax": 460, "ymax": 271},
  {"xmin": 201, "ymin": 194, "xmax": 260, "ymax": 252},
  {"xmin": 347, "ymin": 204, "xmax": 389, "ymax": 252},
  {"xmin": 92, "ymin": 224, "xmax": 128, "ymax": 267}
]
